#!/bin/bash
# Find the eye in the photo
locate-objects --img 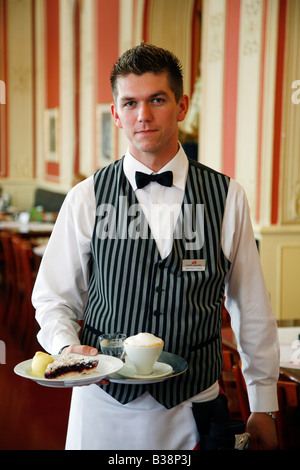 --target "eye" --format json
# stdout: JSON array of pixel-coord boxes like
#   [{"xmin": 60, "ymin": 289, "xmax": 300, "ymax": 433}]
[
  {"xmin": 124, "ymin": 101, "xmax": 136, "ymax": 108},
  {"xmin": 152, "ymin": 97, "xmax": 165, "ymax": 104}
]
